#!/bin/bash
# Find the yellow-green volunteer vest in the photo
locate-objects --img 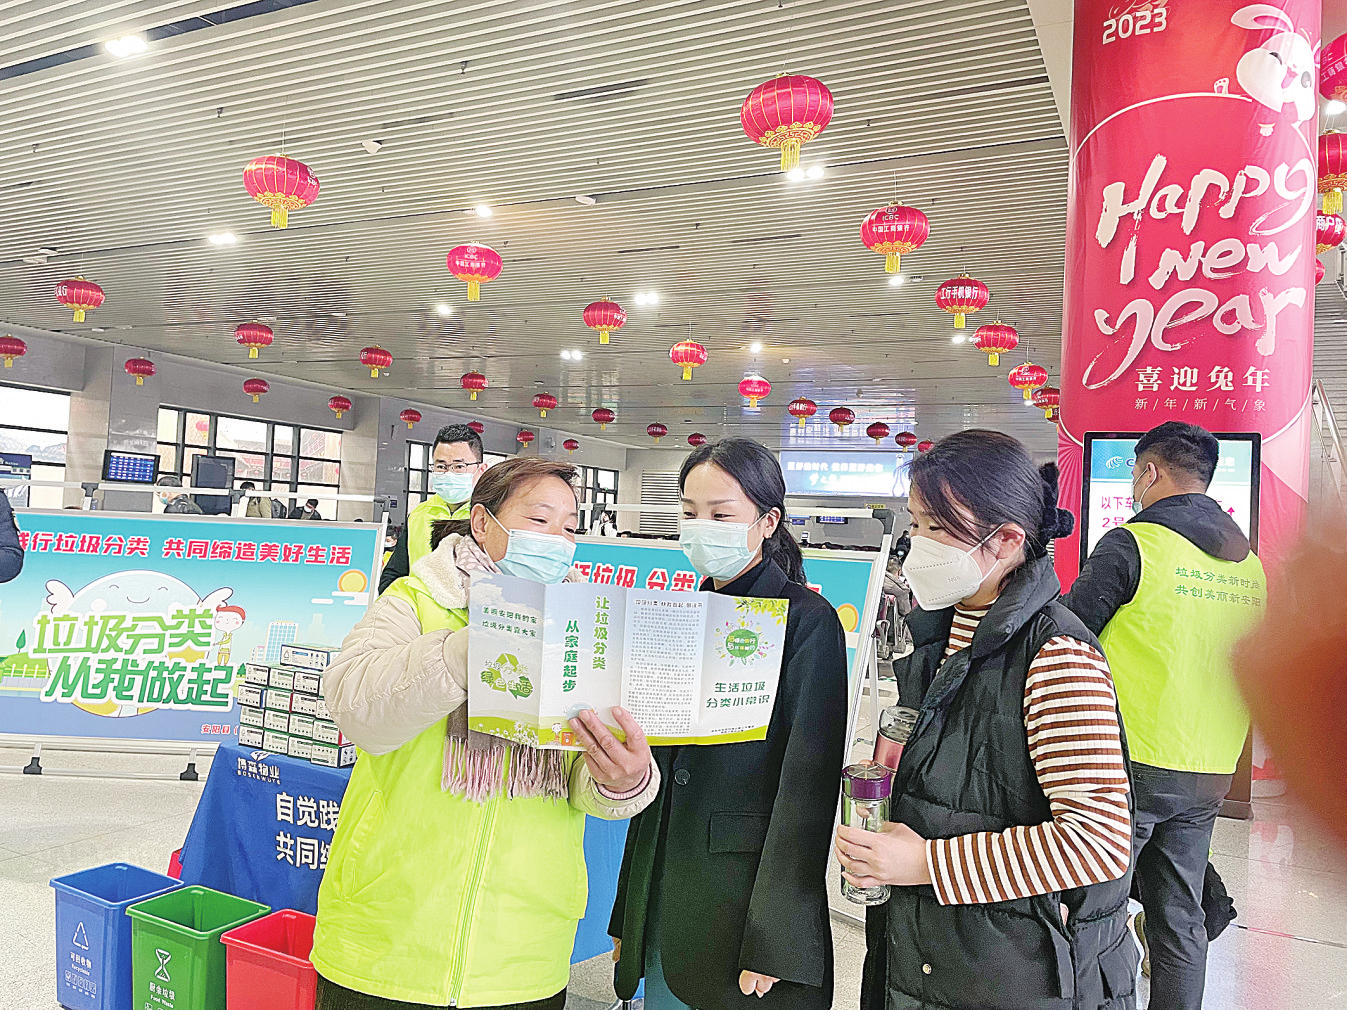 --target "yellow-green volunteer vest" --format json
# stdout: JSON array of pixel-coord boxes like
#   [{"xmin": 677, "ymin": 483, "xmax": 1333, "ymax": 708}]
[
  {"xmin": 311, "ymin": 576, "xmax": 588, "ymax": 1007},
  {"xmin": 1099, "ymin": 523, "xmax": 1266, "ymax": 775},
  {"xmin": 406, "ymin": 496, "xmax": 471, "ymax": 569}
]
